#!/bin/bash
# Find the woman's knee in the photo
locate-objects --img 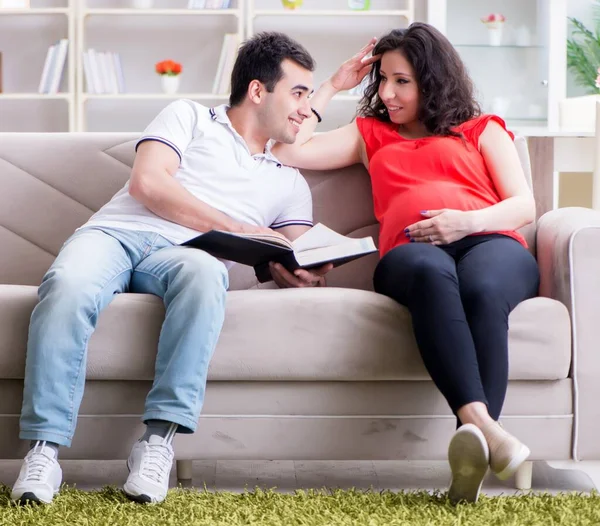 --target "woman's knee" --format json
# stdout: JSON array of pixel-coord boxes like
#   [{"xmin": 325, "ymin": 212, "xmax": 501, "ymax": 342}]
[
  {"xmin": 373, "ymin": 244, "xmax": 456, "ymax": 297},
  {"xmin": 459, "ymin": 276, "xmax": 508, "ymax": 313}
]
